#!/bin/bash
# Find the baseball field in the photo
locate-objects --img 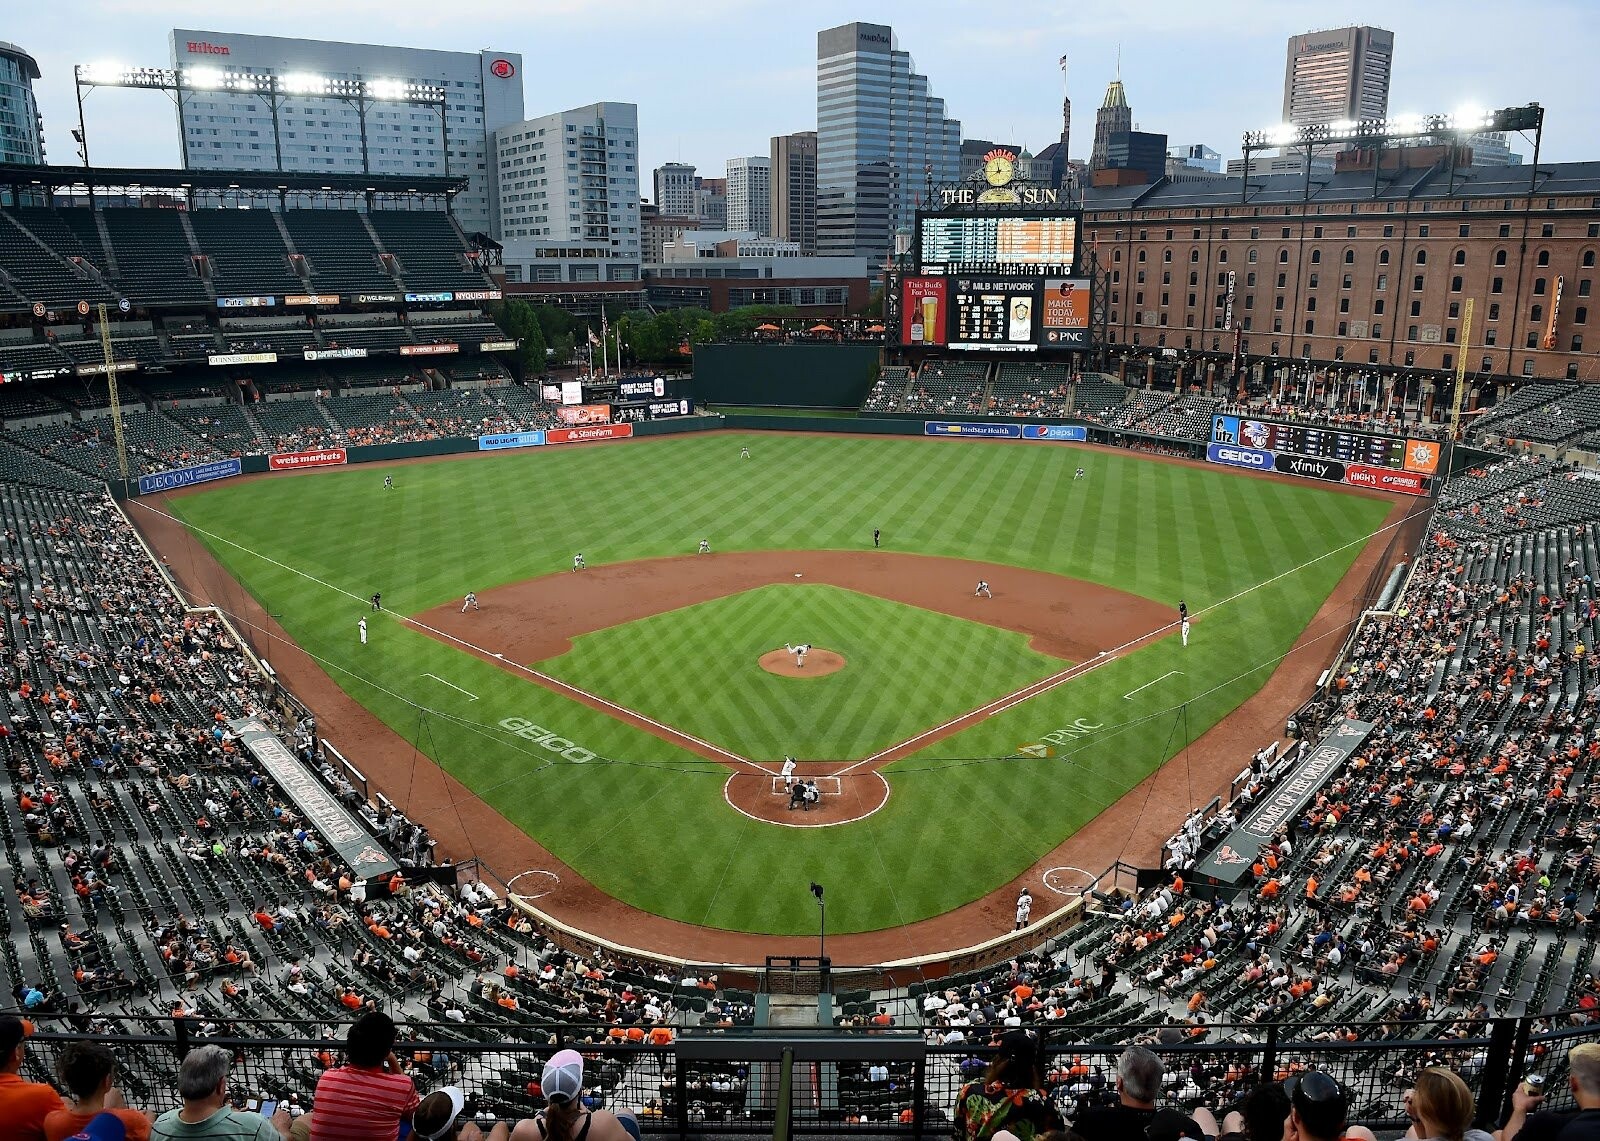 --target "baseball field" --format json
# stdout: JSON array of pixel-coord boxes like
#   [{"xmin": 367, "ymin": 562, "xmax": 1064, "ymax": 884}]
[{"xmin": 155, "ymin": 430, "xmax": 1393, "ymax": 939}]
